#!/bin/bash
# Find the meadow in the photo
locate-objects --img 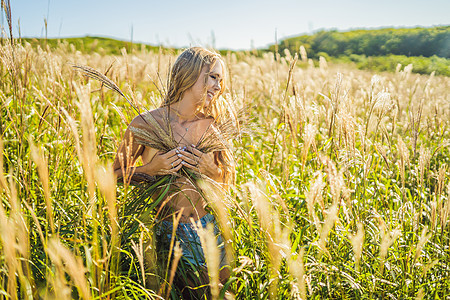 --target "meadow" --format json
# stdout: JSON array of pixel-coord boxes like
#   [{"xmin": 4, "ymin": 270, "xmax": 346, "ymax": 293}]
[{"xmin": 0, "ymin": 39, "xmax": 449, "ymax": 299}]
